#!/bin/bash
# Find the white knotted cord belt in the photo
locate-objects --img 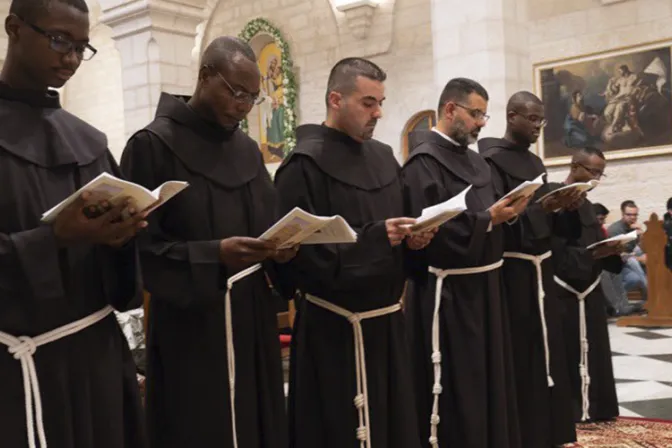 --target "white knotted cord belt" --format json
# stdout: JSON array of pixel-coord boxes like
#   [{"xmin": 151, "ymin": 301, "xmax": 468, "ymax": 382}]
[
  {"xmin": 0, "ymin": 305, "xmax": 114, "ymax": 448},
  {"xmin": 426, "ymin": 259, "xmax": 504, "ymax": 448},
  {"xmin": 304, "ymin": 293, "xmax": 402, "ymax": 448},
  {"xmin": 503, "ymin": 251, "xmax": 555, "ymax": 387},
  {"xmin": 225, "ymin": 263, "xmax": 263, "ymax": 448},
  {"xmin": 553, "ymin": 275, "xmax": 601, "ymax": 422}
]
